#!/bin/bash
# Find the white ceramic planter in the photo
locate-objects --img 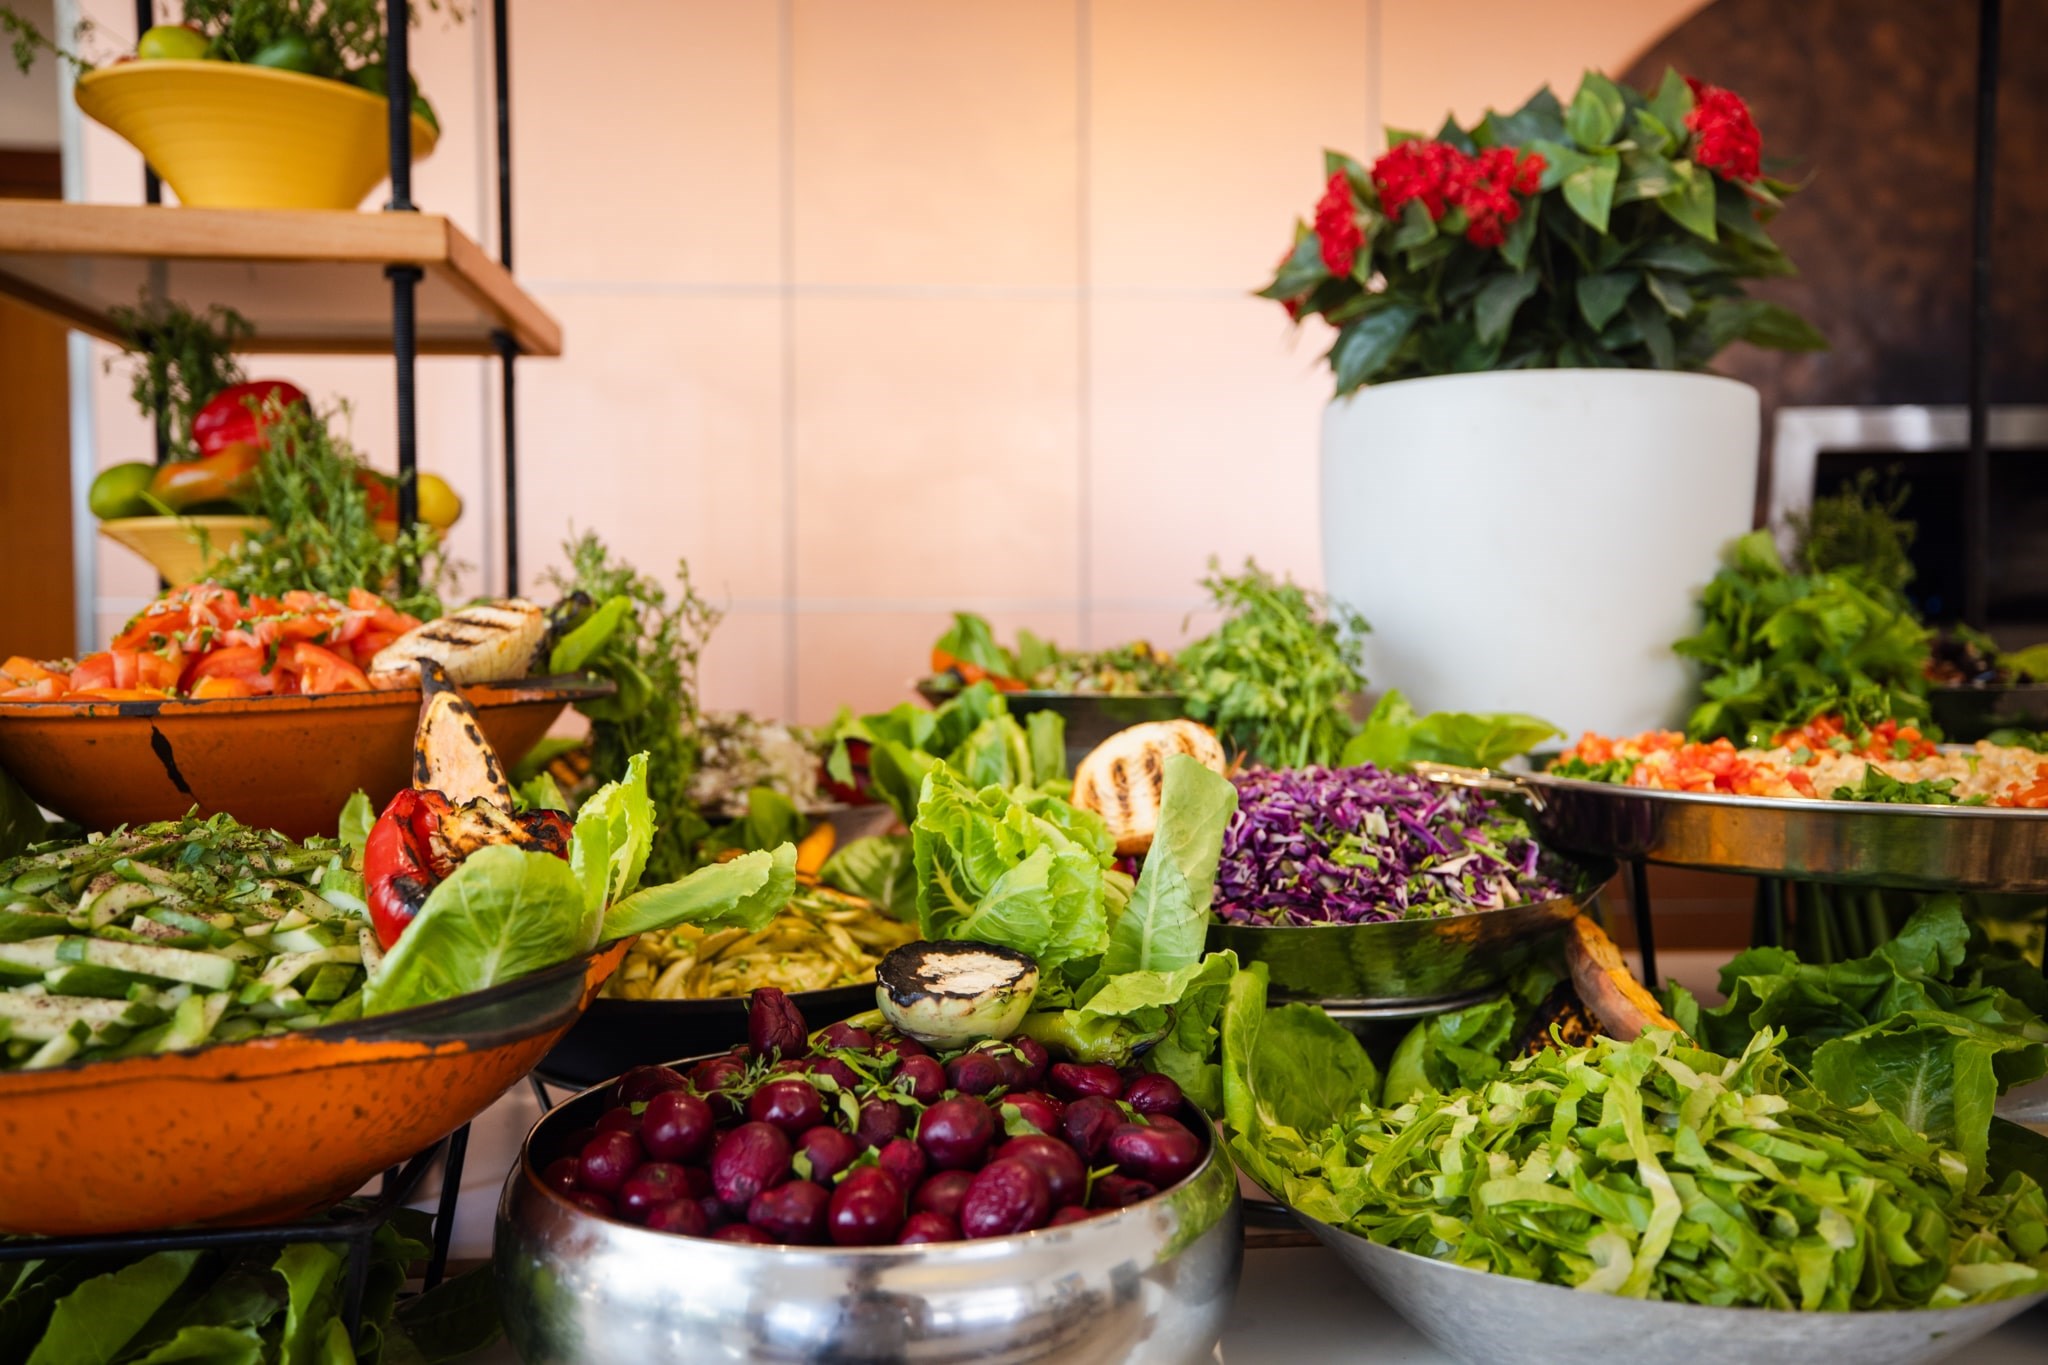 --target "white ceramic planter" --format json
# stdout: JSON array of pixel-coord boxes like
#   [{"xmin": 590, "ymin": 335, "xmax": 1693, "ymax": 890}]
[{"xmin": 1321, "ymin": 370, "xmax": 1759, "ymax": 739}]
